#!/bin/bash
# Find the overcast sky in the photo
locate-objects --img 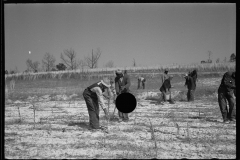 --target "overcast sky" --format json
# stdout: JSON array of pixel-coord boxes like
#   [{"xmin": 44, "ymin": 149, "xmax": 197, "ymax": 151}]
[{"xmin": 5, "ymin": 3, "xmax": 236, "ymax": 72}]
